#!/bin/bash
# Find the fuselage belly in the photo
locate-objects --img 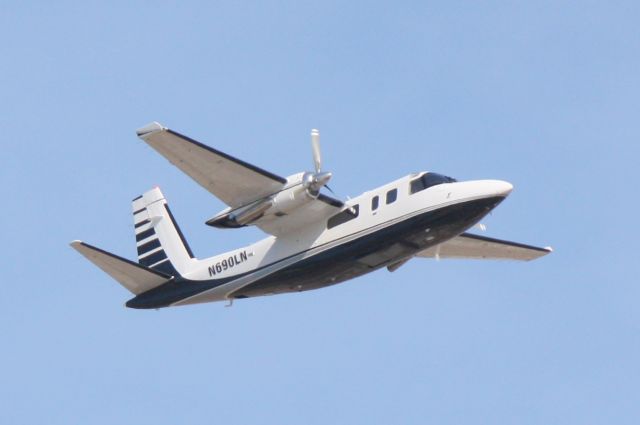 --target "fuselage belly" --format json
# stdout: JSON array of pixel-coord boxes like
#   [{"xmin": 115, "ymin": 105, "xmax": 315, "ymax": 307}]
[{"xmin": 235, "ymin": 196, "xmax": 503, "ymax": 298}]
